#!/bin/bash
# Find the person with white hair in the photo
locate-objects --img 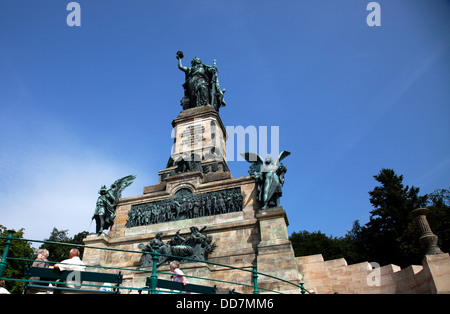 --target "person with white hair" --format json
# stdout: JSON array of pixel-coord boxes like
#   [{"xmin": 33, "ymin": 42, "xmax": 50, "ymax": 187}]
[
  {"xmin": 26, "ymin": 249, "xmax": 50, "ymax": 294},
  {"xmin": 54, "ymin": 249, "xmax": 86, "ymax": 292},
  {"xmin": 54, "ymin": 249, "xmax": 85, "ymax": 272}
]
